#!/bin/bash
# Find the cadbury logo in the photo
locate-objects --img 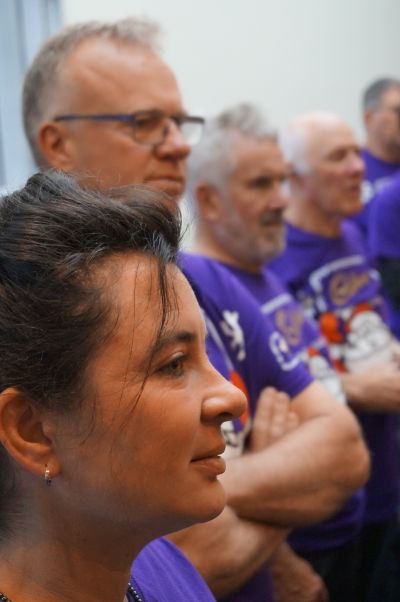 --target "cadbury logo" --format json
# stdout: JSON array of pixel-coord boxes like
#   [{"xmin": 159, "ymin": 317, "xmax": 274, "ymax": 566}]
[{"xmin": 329, "ymin": 271, "xmax": 370, "ymax": 306}]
